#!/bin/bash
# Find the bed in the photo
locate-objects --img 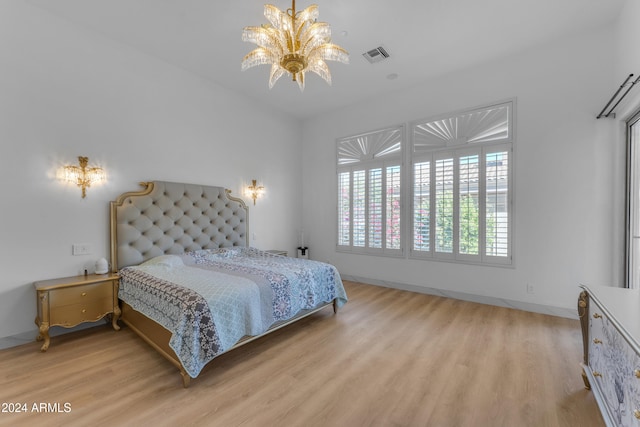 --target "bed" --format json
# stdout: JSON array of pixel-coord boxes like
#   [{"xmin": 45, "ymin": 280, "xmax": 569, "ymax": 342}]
[{"xmin": 109, "ymin": 181, "xmax": 347, "ymax": 387}]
